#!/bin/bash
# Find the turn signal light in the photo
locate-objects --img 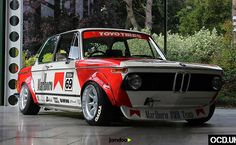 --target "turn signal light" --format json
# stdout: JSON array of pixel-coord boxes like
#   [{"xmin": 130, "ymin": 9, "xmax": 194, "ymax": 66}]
[{"xmin": 111, "ymin": 67, "xmax": 128, "ymax": 73}]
